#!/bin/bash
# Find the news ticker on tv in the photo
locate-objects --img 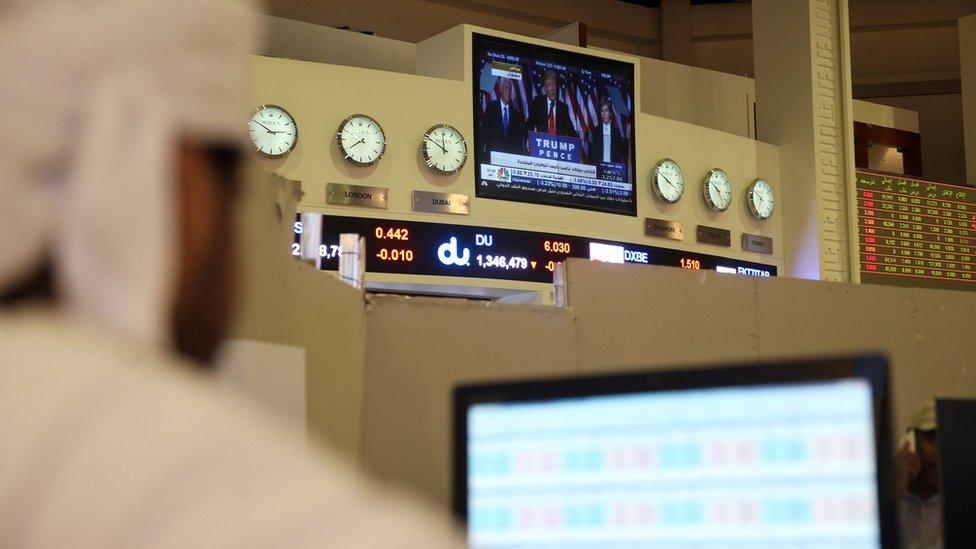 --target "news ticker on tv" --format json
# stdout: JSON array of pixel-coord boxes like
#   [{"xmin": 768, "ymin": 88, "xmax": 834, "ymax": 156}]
[{"xmin": 294, "ymin": 214, "xmax": 776, "ymax": 284}]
